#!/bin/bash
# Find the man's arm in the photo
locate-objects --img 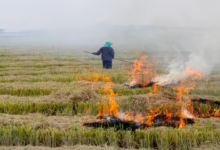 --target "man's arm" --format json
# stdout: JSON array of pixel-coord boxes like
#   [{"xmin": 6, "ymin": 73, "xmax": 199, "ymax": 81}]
[{"xmin": 92, "ymin": 48, "xmax": 102, "ymax": 55}]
